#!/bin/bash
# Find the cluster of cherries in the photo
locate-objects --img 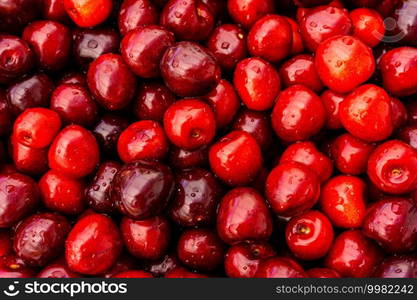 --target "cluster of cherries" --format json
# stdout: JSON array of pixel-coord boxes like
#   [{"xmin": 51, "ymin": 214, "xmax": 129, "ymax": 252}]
[{"xmin": 1, "ymin": 0, "xmax": 417, "ymax": 279}]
